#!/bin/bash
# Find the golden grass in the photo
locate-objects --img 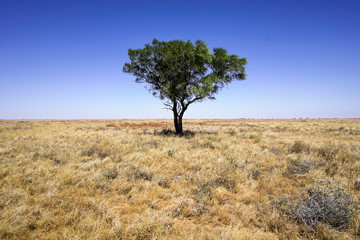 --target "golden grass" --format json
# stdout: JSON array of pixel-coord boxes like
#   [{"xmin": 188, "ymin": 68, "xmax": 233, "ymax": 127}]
[{"xmin": 0, "ymin": 118, "xmax": 359, "ymax": 239}]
